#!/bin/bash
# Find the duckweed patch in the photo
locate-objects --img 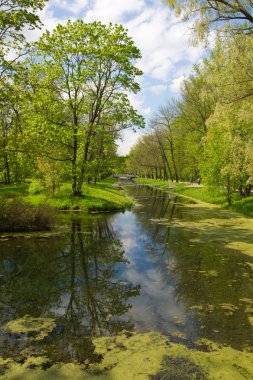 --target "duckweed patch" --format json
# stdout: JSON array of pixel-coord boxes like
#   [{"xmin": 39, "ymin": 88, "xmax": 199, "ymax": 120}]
[
  {"xmin": 3, "ymin": 315, "xmax": 56, "ymax": 341},
  {"xmin": 88, "ymin": 332, "xmax": 253, "ymax": 379},
  {"xmin": 170, "ymin": 205, "xmax": 253, "ymax": 258},
  {"xmin": 1, "ymin": 332, "xmax": 253, "ymax": 379},
  {"xmin": 0, "ymin": 357, "xmax": 86, "ymax": 380}
]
